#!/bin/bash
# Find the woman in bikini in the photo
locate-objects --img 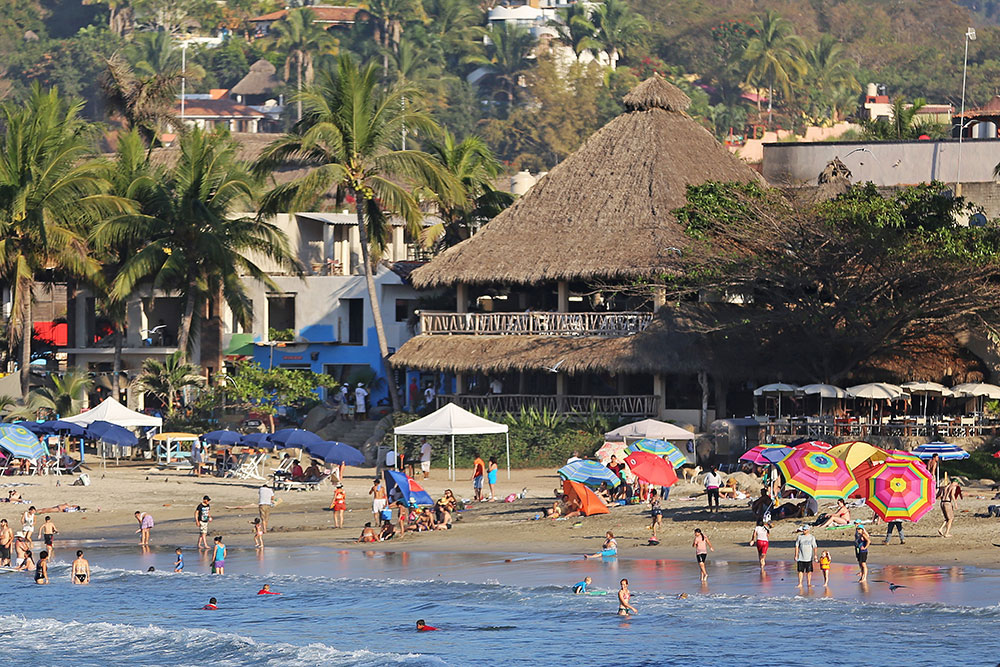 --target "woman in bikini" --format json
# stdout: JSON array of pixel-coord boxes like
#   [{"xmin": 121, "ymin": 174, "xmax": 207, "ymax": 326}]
[
  {"xmin": 617, "ymin": 579, "xmax": 637, "ymax": 616},
  {"xmin": 817, "ymin": 499, "xmax": 851, "ymax": 528}
]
